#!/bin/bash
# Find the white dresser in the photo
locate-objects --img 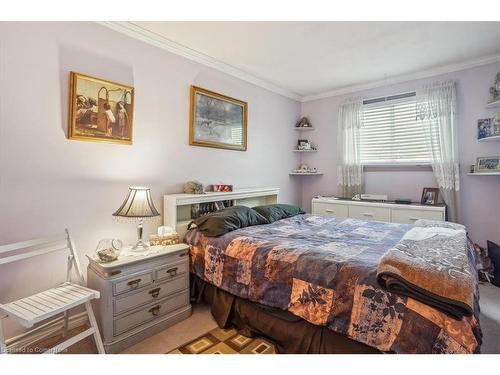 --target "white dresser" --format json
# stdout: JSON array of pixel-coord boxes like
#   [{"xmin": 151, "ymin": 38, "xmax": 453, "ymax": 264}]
[
  {"xmin": 311, "ymin": 197, "xmax": 445, "ymax": 224},
  {"xmin": 87, "ymin": 244, "xmax": 191, "ymax": 353}
]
